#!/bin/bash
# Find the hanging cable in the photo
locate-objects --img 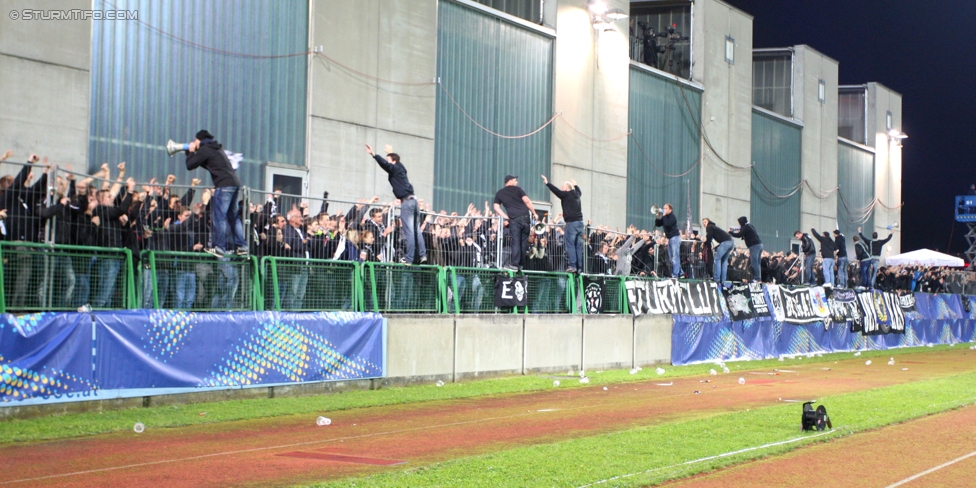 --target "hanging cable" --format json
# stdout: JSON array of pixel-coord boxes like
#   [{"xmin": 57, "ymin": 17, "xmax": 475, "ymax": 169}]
[
  {"xmin": 629, "ymin": 136, "xmax": 702, "ymax": 178},
  {"xmin": 437, "ymin": 83, "xmax": 558, "ymax": 139}
]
